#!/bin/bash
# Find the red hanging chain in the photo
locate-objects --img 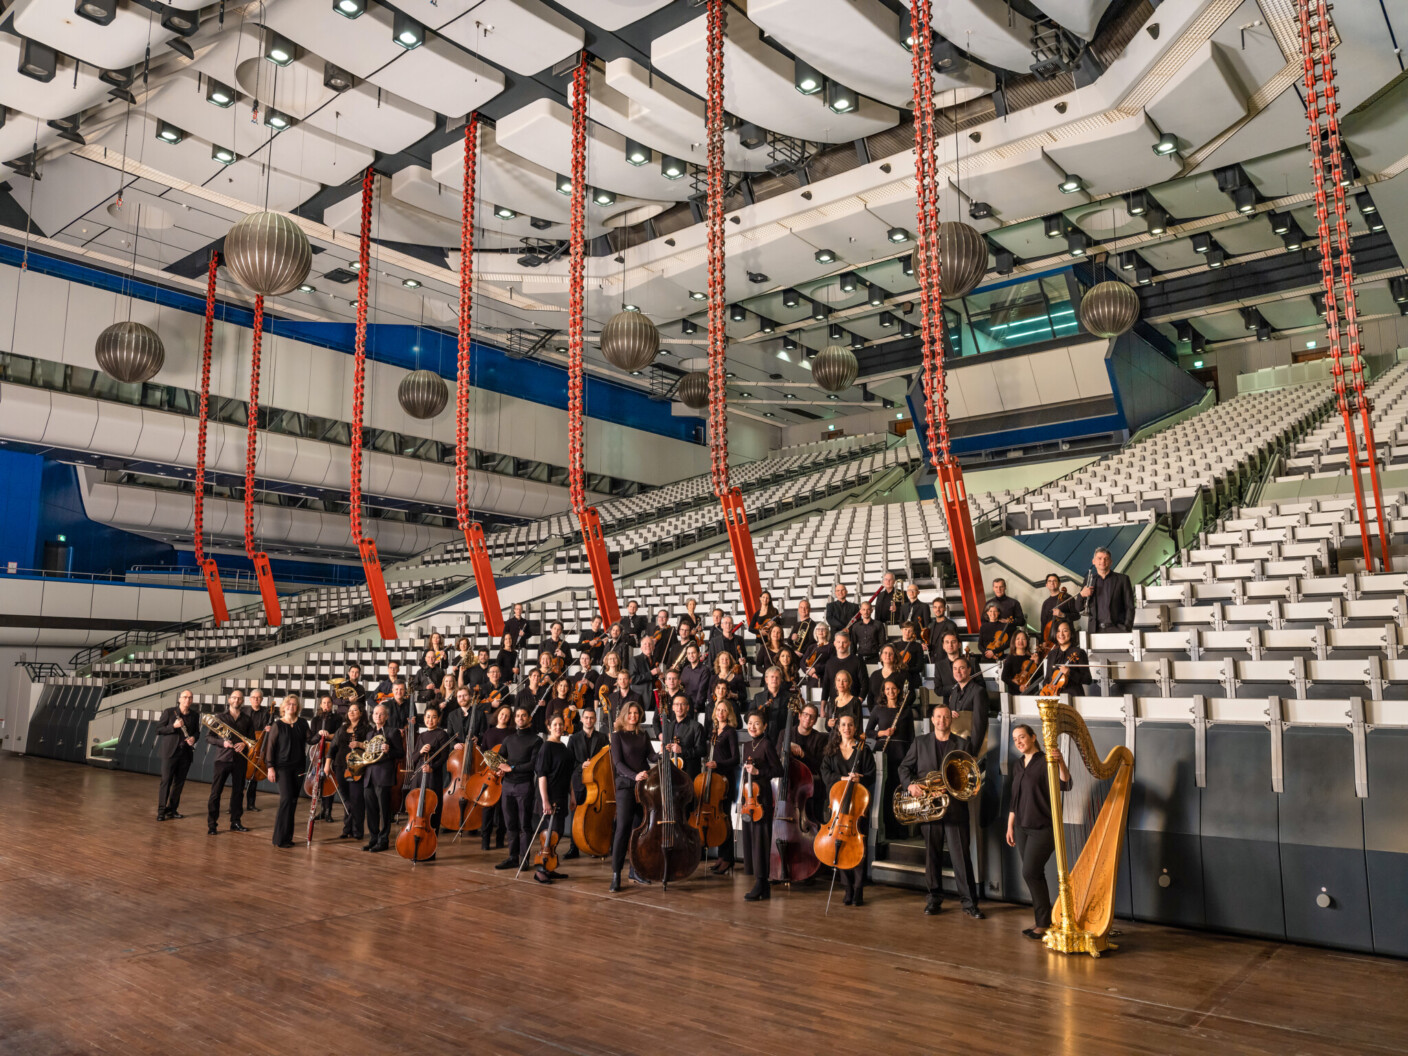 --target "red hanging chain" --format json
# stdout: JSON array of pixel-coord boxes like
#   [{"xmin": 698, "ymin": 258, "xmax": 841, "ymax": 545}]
[
  {"xmin": 705, "ymin": 0, "xmax": 730, "ymax": 498},
  {"xmin": 243, "ymin": 294, "xmax": 265, "ymax": 561},
  {"xmin": 567, "ymin": 56, "xmax": 589, "ymax": 517},
  {"xmin": 910, "ymin": 0, "xmax": 948, "ymax": 468},
  {"xmin": 456, "ymin": 116, "xmax": 479, "ymax": 531},
  {"xmin": 351, "ymin": 165, "xmax": 375, "ymax": 544},
  {"xmin": 195, "ymin": 252, "xmax": 218, "ymax": 567},
  {"xmin": 1297, "ymin": 0, "xmax": 1388, "ymax": 570}
]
